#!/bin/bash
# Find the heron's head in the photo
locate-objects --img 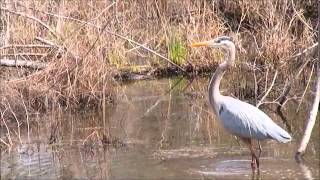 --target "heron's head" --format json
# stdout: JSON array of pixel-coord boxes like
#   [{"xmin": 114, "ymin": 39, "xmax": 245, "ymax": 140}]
[{"xmin": 191, "ymin": 36, "xmax": 235, "ymax": 65}]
